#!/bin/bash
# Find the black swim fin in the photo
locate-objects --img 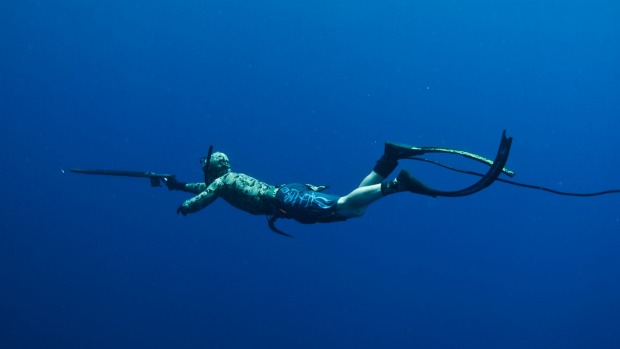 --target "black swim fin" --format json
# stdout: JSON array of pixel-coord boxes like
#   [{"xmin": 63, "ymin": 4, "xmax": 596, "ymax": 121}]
[
  {"xmin": 387, "ymin": 138, "xmax": 515, "ymax": 177},
  {"xmin": 399, "ymin": 130, "xmax": 513, "ymax": 197}
]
